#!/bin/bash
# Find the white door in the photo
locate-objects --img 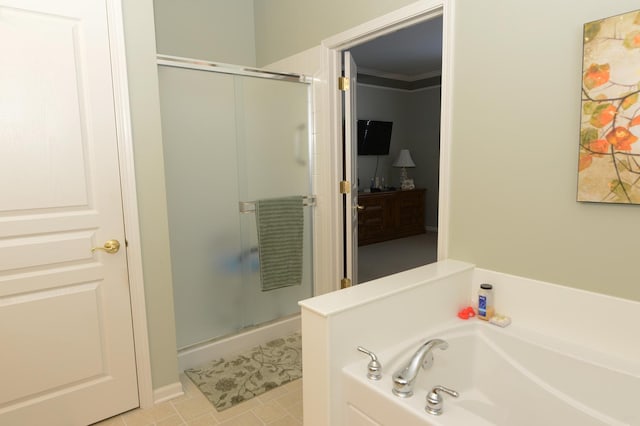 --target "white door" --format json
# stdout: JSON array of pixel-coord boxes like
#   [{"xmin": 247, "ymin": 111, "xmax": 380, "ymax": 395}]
[
  {"xmin": 0, "ymin": 1, "xmax": 139, "ymax": 424},
  {"xmin": 344, "ymin": 52, "xmax": 359, "ymax": 285}
]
